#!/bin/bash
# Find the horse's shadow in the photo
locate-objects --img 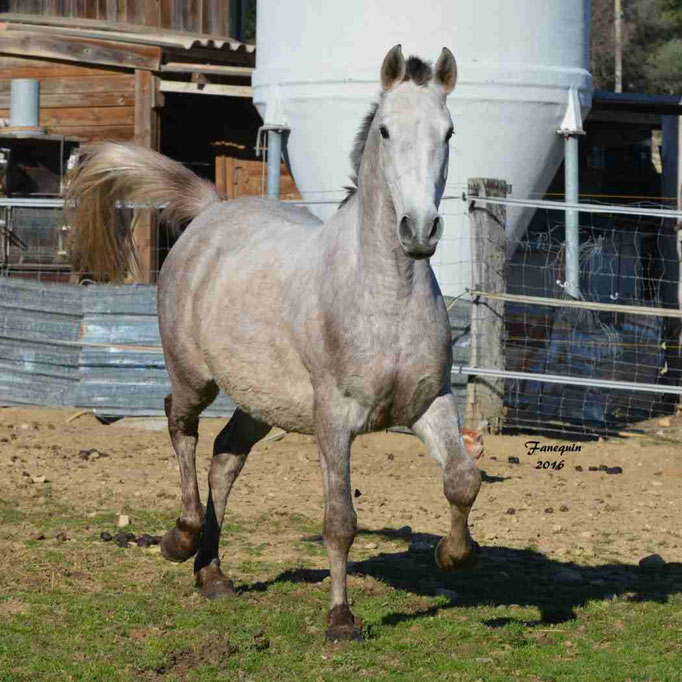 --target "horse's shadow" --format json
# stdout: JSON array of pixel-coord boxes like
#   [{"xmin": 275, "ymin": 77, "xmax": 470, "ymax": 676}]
[{"xmin": 241, "ymin": 528, "xmax": 682, "ymax": 629}]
